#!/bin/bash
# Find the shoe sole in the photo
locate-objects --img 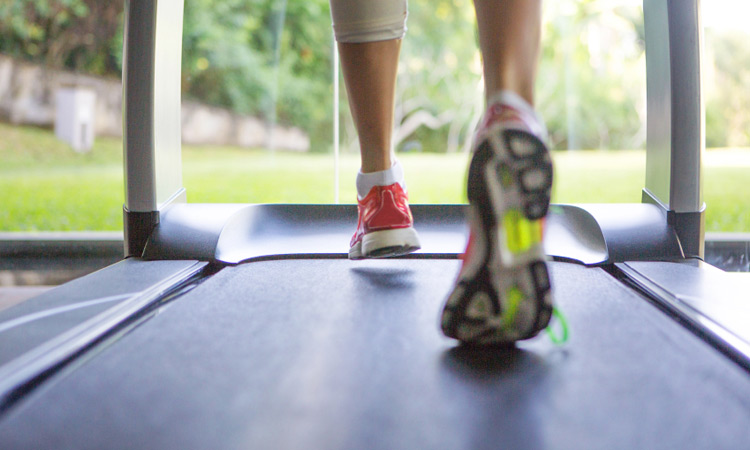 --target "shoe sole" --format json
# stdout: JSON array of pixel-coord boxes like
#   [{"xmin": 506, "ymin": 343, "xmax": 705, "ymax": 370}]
[
  {"xmin": 349, "ymin": 227, "xmax": 421, "ymax": 260},
  {"xmin": 441, "ymin": 128, "xmax": 554, "ymax": 344}
]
